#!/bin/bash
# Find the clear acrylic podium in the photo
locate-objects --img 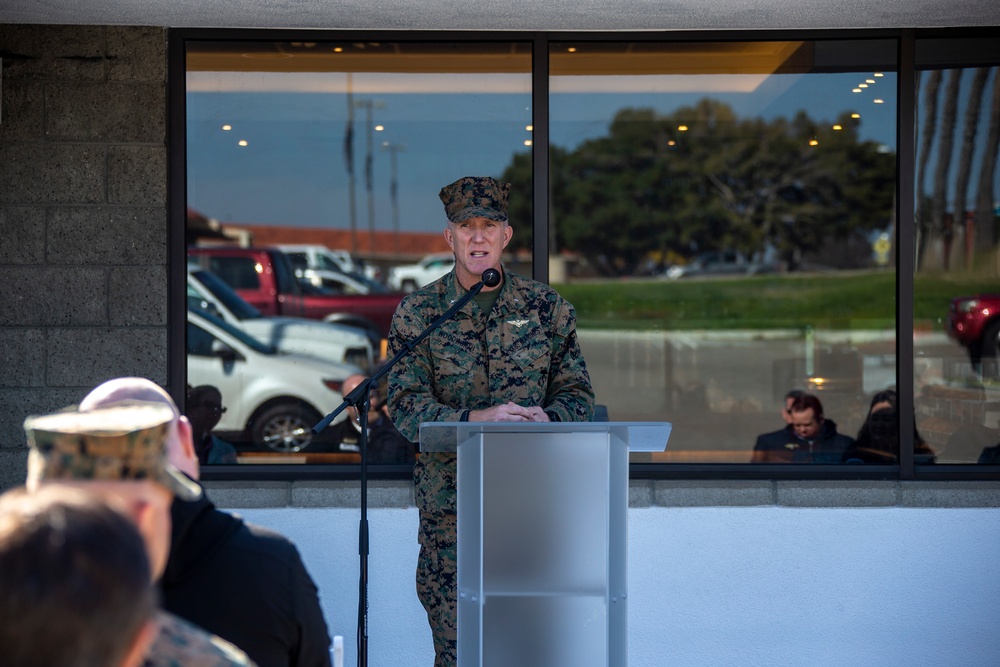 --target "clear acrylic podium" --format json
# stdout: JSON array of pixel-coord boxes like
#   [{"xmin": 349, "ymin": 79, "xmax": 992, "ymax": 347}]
[{"xmin": 420, "ymin": 422, "xmax": 671, "ymax": 667}]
